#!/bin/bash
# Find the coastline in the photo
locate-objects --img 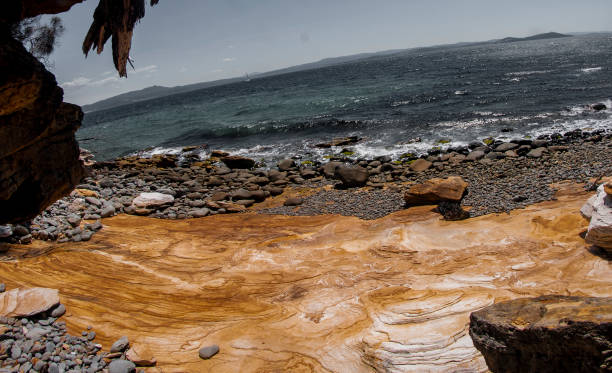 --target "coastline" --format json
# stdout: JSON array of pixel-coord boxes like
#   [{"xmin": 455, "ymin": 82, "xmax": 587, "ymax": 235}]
[{"xmin": 1, "ymin": 128, "xmax": 610, "ymax": 245}]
